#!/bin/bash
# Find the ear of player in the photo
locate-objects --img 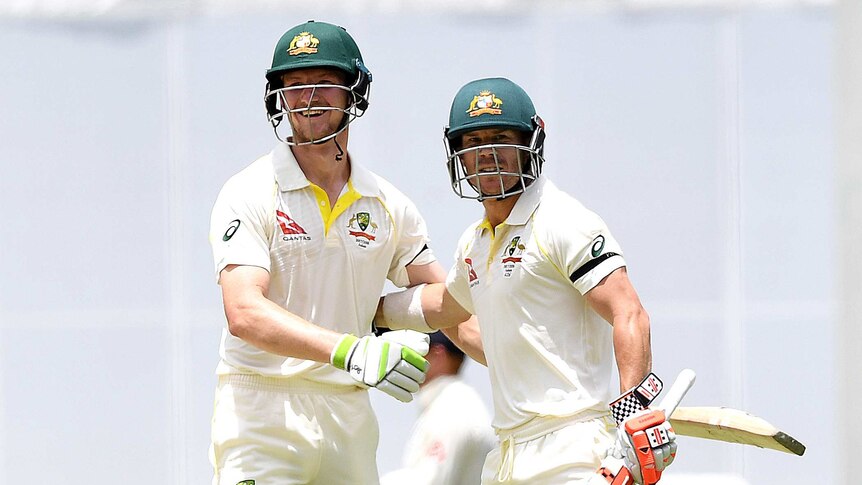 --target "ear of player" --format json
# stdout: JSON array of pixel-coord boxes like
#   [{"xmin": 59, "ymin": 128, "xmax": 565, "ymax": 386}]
[
  {"xmin": 331, "ymin": 331, "xmax": 430, "ymax": 402},
  {"xmin": 597, "ymin": 370, "xmax": 696, "ymax": 485}
]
